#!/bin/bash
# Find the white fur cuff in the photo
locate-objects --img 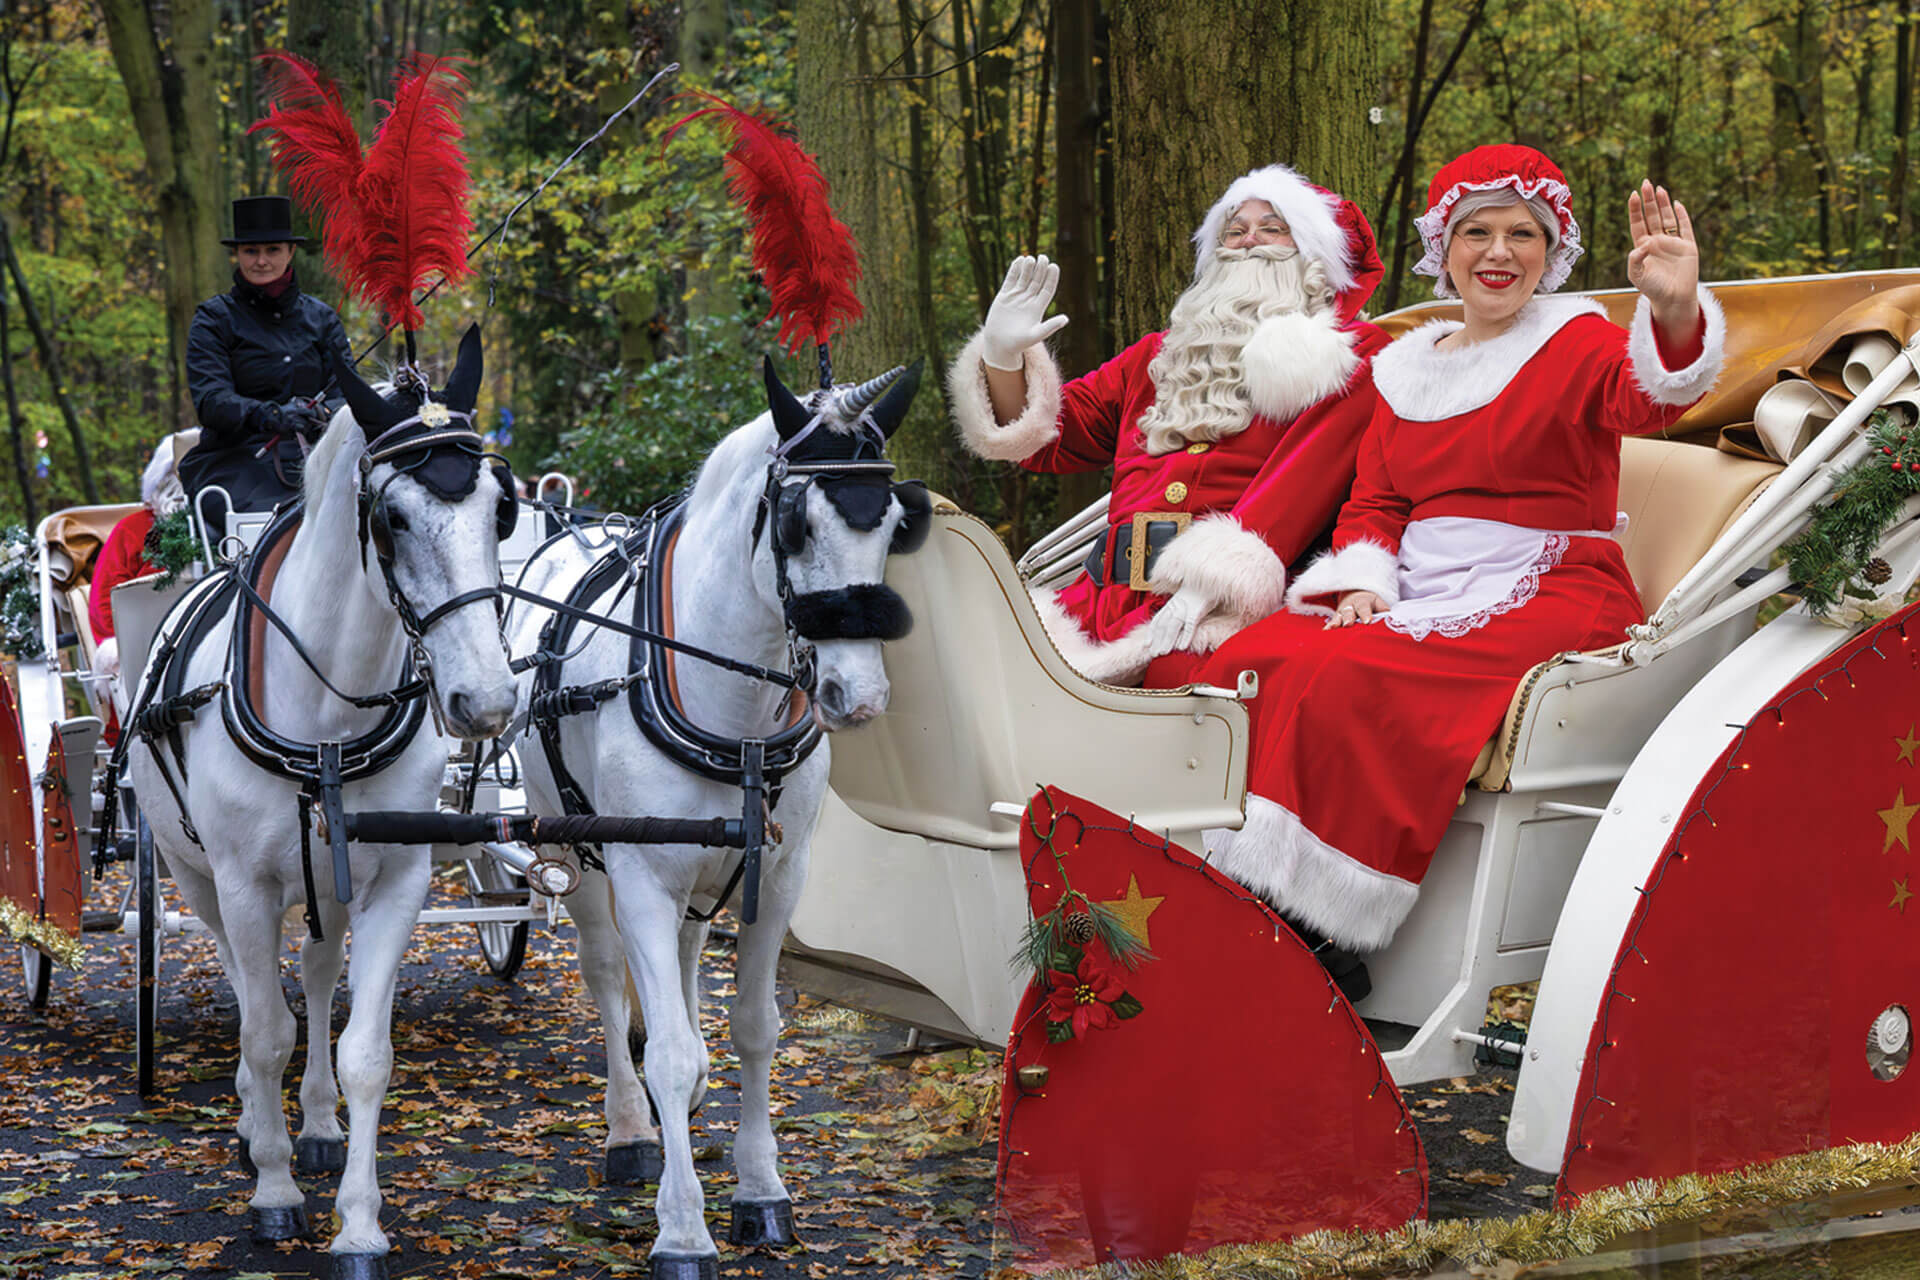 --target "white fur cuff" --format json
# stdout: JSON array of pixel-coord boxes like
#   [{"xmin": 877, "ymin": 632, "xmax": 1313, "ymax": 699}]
[
  {"xmin": 1285, "ymin": 538, "xmax": 1400, "ymax": 616},
  {"xmin": 1146, "ymin": 514, "xmax": 1288, "ymax": 626},
  {"xmin": 1243, "ymin": 312, "xmax": 1359, "ymax": 424},
  {"xmin": 1031, "ymin": 587, "xmax": 1155, "ymax": 686},
  {"xmin": 1628, "ymin": 286, "xmax": 1725, "ymax": 408},
  {"xmin": 1203, "ymin": 795, "xmax": 1419, "ymax": 952},
  {"xmin": 947, "ymin": 329, "xmax": 1064, "ymax": 463}
]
